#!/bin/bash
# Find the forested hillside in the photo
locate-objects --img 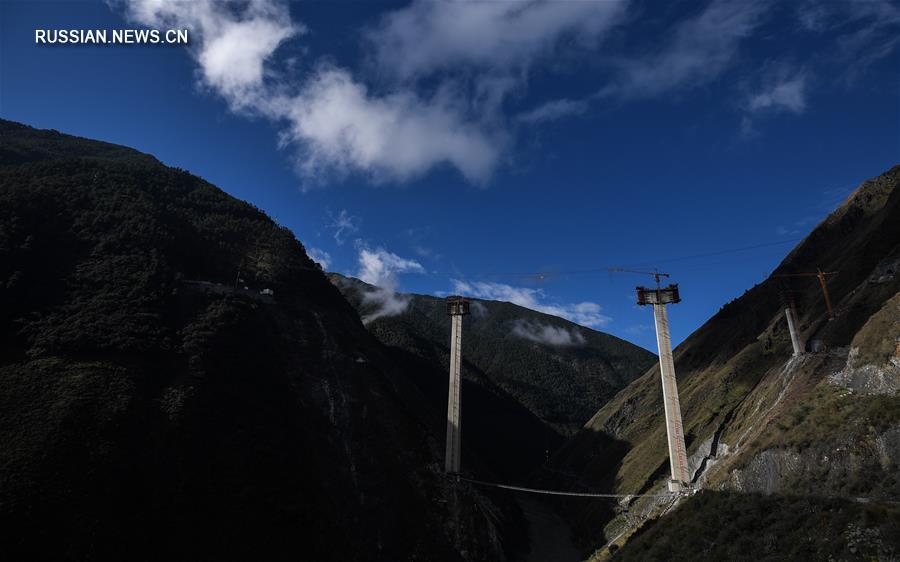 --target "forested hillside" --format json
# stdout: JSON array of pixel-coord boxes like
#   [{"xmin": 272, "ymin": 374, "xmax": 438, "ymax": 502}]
[
  {"xmin": 0, "ymin": 120, "xmax": 523, "ymax": 561},
  {"xmin": 331, "ymin": 274, "xmax": 655, "ymax": 436},
  {"xmin": 329, "ymin": 273, "xmax": 655, "ymax": 480}
]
